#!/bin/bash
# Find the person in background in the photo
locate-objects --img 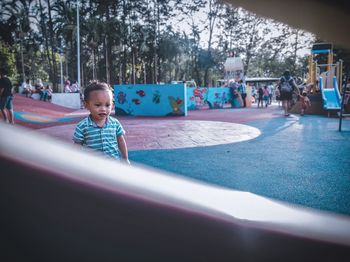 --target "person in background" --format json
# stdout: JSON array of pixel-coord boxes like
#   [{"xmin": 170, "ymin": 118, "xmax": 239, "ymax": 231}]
[
  {"xmin": 257, "ymin": 85, "xmax": 264, "ymax": 108},
  {"xmin": 46, "ymin": 85, "xmax": 53, "ymax": 102},
  {"xmin": 40, "ymin": 84, "xmax": 53, "ymax": 102},
  {"xmin": 278, "ymin": 70, "xmax": 300, "ymax": 116},
  {"xmin": 72, "ymin": 80, "xmax": 130, "ymax": 164},
  {"xmin": 238, "ymin": 80, "xmax": 247, "ymax": 107},
  {"xmin": 35, "ymin": 79, "xmax": 45, "ymax": 100},
  {"xmin": 343, "ymin": 79, "xmax": 350, "ymax": 110},
  {"xmin": 21, "ymin": 79, "xmax": 34, "ymax": 97},
  {"xmin": 0, "ymin": 69, "xmax": 15, "ymax": 124},
  {"xmin": 35, "ymin": 78, "xmax": 44, "ymax": 89},
  {"xmin": 70, "ymin": 80, "xmax": 80, "ymax": 93},
  {"xmin": 229, "ymin": 80, "xmax": 239, "ymax": 108},
  {"xmin": 274, "ymin": 85, "xmax": 281, "ymax": 107},
  {"xmin": 64, "ymin": 80, "xmax": 72, "ymax": 93},
  {"xmin": 267, "ymin": 83, "xmax": 274, "ymax": 105},
  {"xmin": 299, "ymin": 90, "xmax": 311, "ymax": 116},
  {"xmin": 263, "ymin": 86, "xmax": 269, "ymax": 107},
  {"xmin": 251, "ymin": 85, "xmax": 257, "ymax": 103}
]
